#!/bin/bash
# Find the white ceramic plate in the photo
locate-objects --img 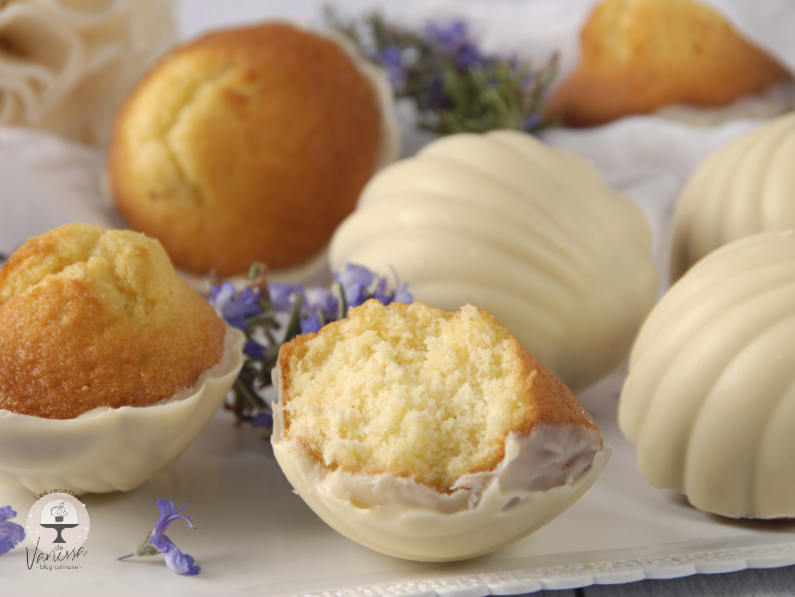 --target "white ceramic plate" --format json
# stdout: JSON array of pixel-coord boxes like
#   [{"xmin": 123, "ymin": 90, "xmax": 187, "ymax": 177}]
[{"xmin": 2, "ymin": 368, "xmax": 795, "ymax": 596}]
